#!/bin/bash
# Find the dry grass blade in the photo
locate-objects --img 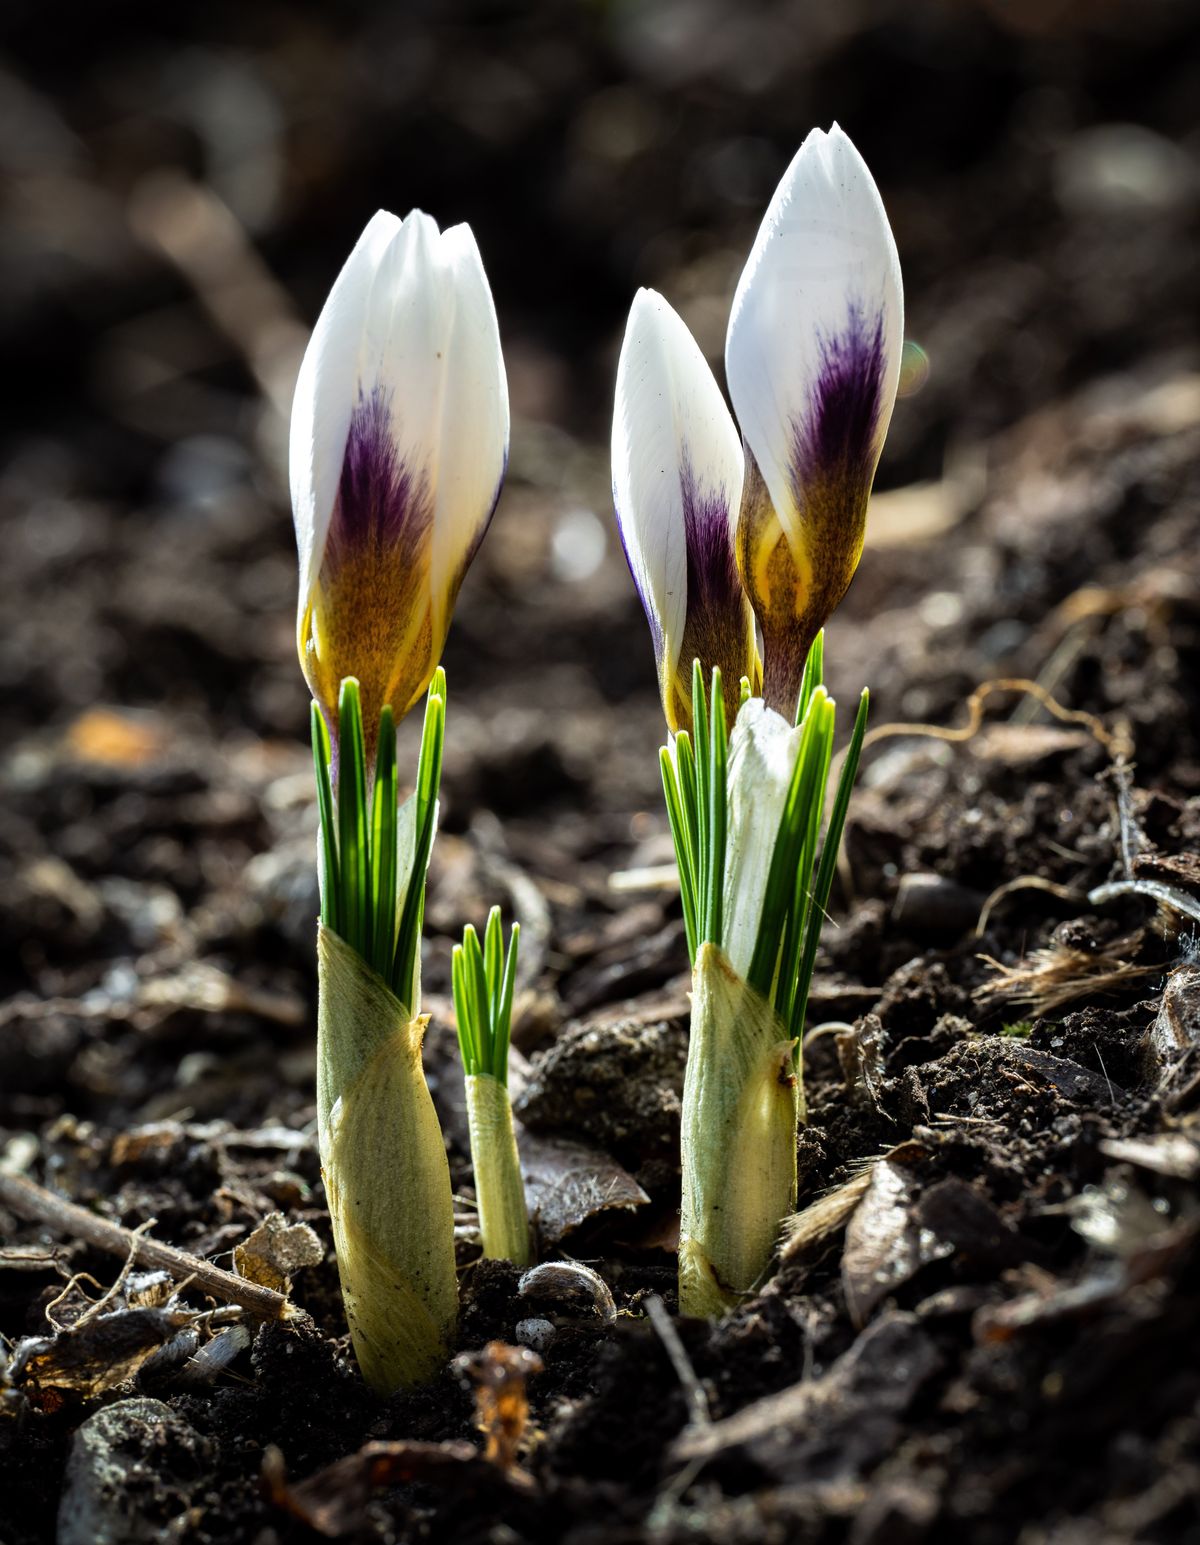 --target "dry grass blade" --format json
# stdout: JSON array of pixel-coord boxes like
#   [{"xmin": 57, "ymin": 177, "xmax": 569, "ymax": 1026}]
[
  {"xmin": 781, "ymin": 1162, "xmax": 880, "ymax": 1262},
  {"xmin": 975, "ymin": 932, "xmax": 1158, "ymax": 1015}
]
